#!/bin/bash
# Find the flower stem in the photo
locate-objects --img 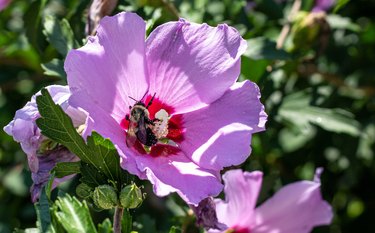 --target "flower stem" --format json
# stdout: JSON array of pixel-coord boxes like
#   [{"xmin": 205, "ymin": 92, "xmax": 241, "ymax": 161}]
[
  {"xmin": 113, "ymin": 206, "xmax": 124, "ymax": 233},
  {"xmin": 276, "ymin": 0, "xmax": 301, "ymax": 49}
]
